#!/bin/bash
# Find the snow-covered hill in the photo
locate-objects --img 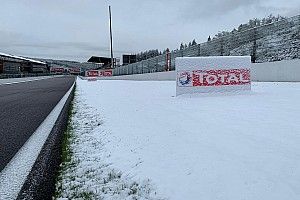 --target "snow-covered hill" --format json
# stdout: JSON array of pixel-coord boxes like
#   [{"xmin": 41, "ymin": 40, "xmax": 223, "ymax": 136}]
[
  {"xmin": 230, "ymin": 17, "xmax": 300, "ymax": 62},
  {"xmin": 114, "ymin": 15, "xmax": 300, "ymax": 76}
]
